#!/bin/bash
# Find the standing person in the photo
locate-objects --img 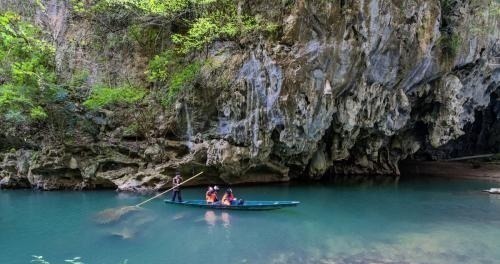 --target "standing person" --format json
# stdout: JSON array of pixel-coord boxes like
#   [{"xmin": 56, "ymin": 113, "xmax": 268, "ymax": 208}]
[{"xmin": 171, "ymin": 171, "xmax": 183, "ymax": 202}]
